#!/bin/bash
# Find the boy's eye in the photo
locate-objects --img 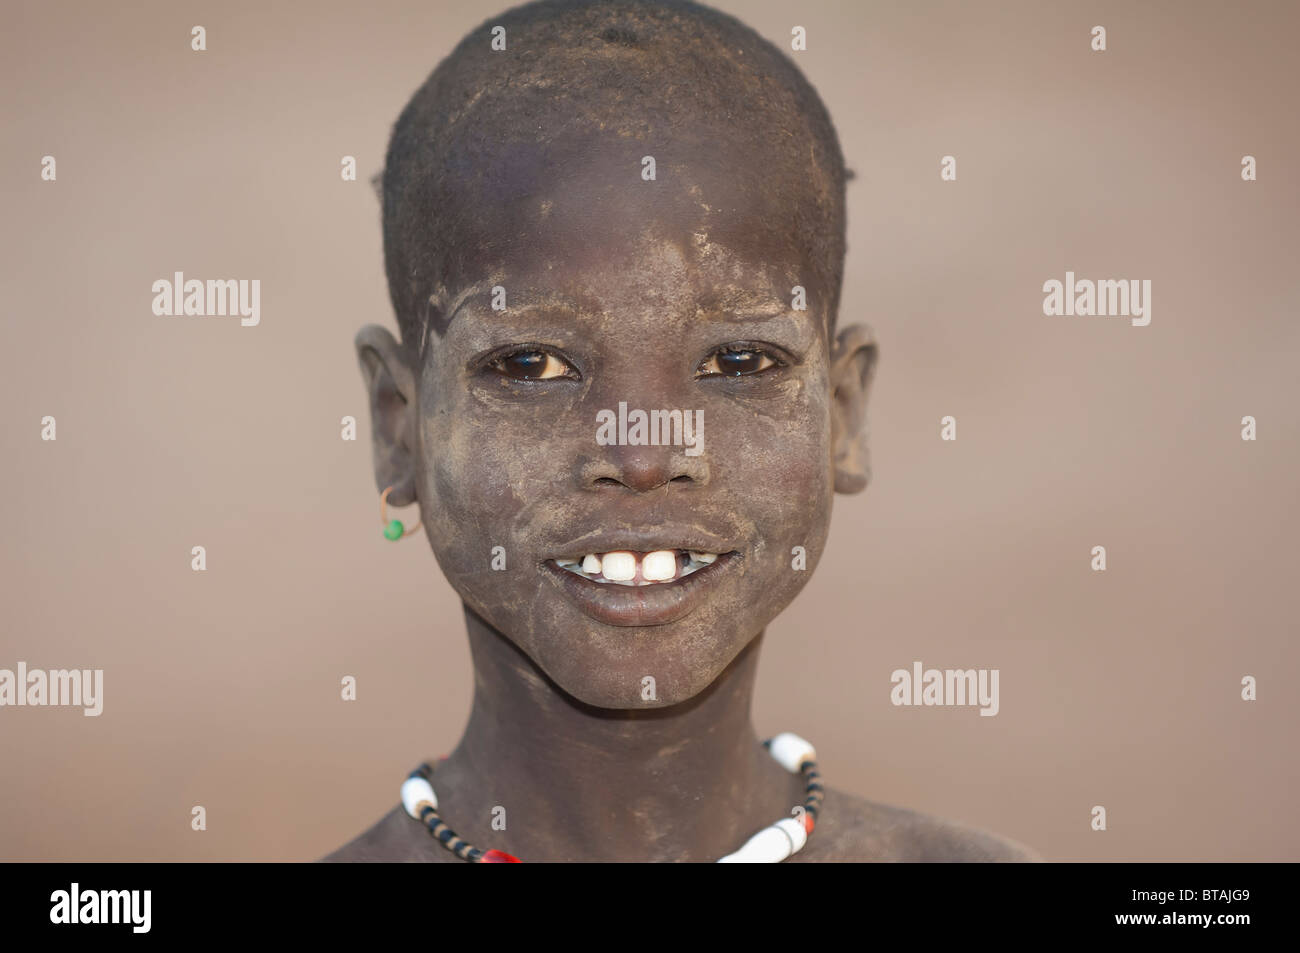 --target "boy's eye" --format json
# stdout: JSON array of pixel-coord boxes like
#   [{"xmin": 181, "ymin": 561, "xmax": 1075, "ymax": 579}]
[
  {"xmin": 697, "ymin": 346, "xmax": 781, "ymax": 377},
  {"xmin": 488, "ymin": 349, "xmax": 576, "ymax": 380}
]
